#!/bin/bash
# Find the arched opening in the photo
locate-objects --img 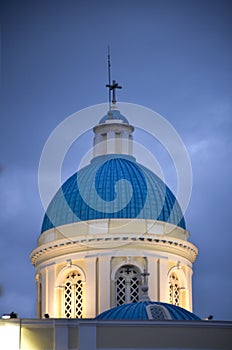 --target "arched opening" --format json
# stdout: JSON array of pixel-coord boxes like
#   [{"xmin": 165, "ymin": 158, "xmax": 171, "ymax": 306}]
[
  {"xmin": 63, "ymin": 271, "xmax": 83, "ymax": 318},
  {"xmin": 169, "ymin": 272, "xmax": 180, "ymax": 306},
  {"xmin": 115, "ymin": 265, "xmax": 141, "ymax": 306}
]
